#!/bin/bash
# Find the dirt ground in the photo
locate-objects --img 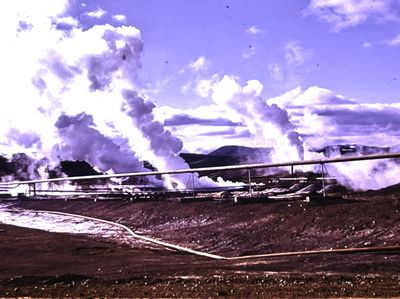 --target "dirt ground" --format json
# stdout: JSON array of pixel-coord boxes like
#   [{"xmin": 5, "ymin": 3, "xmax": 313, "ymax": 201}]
[{"xmin": 1, "ymin": 192, "xmax": 400, "ymax": 297}]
